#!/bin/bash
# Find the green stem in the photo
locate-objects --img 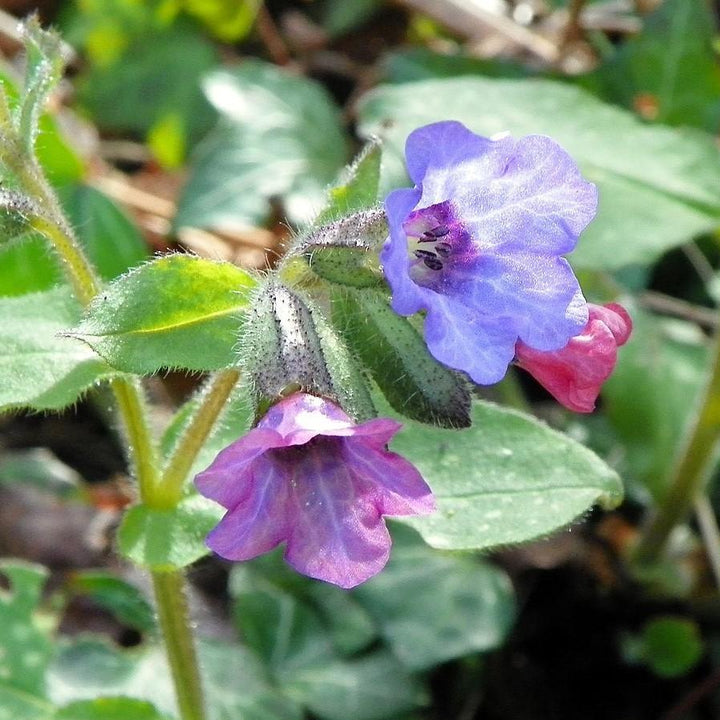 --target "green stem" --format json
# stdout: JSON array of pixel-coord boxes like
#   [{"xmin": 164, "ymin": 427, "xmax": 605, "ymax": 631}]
[
  {"xmin": 28, "ymin": 214, "xmax": 100, "ymax": 307},
  {"xmin": 159, "ymin": 368, "xmax": 241, "ymax": 506},
  {"xmin": 634, "ymin": 329, "xmax": 720, "ymax": 564},
  {"xmin": 110, "ymin": 376, "xmax": 162, "ymax": 506},
  {"xmin": 32, "ymin": 185, "xmax": 208, "ymax": 720},
  {"xmin": 152, "ymin": 570, "xmax": 205, "ymax": 720}
]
